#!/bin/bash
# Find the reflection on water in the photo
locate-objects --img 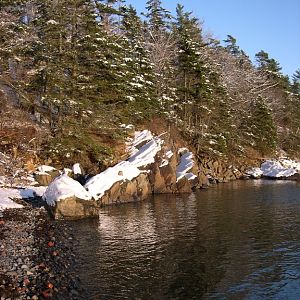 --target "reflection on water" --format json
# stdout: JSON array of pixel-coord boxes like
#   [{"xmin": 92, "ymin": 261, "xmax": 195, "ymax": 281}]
[{"xmin": 73, "ymin": 180, "xmax": 300, "ymax": 299}]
